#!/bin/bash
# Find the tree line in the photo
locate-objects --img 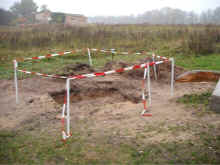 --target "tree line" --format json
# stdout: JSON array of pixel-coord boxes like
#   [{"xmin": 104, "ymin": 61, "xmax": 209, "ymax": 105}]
[
  {"xmin": 89, "ymin": 7, "xmax": 220, "ymax": 25},
  {"xmin": 0, "ymin": 0, "xmax": 220, "ymax": 25},
  {"xmin": 0, "ymin": 0, "xmax": 45, "ymax": 25}
]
